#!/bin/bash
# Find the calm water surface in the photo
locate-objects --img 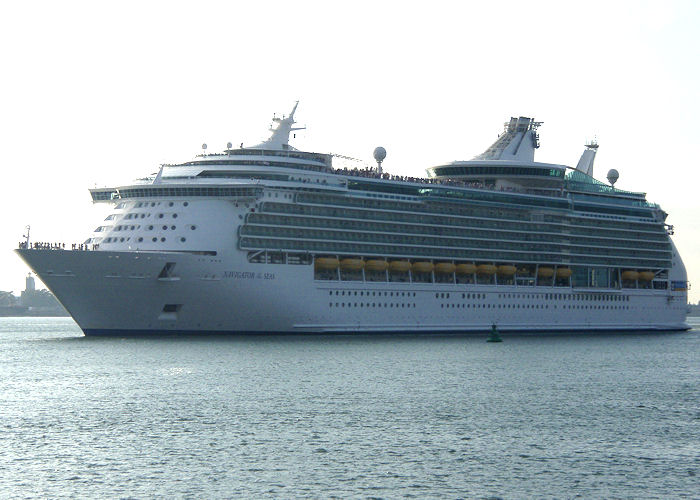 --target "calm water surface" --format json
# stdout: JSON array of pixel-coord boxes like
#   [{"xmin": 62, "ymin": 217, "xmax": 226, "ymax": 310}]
[{"xmin": 0, "ymin": 317, "xmax": 698, "ymax": 498}]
